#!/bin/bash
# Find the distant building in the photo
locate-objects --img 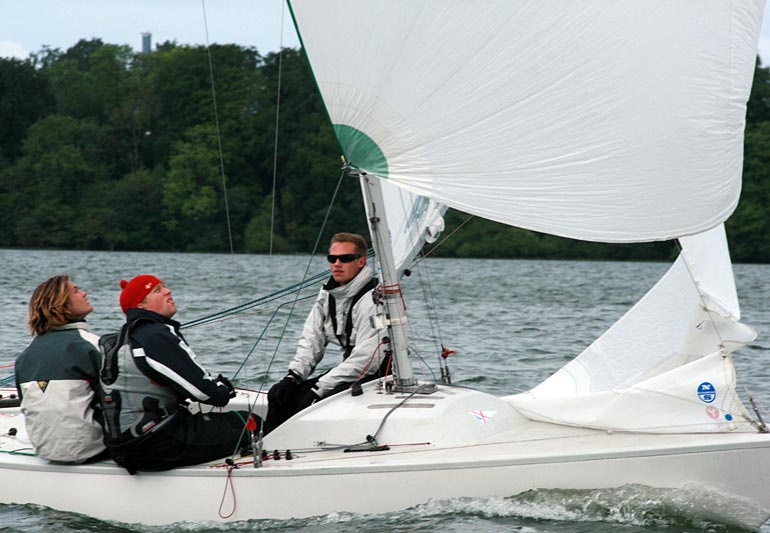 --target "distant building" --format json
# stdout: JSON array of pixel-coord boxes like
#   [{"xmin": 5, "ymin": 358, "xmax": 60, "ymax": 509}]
[{"xmin": 141, "ymin": 32, "xmax": 152, "ymax": 54}]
